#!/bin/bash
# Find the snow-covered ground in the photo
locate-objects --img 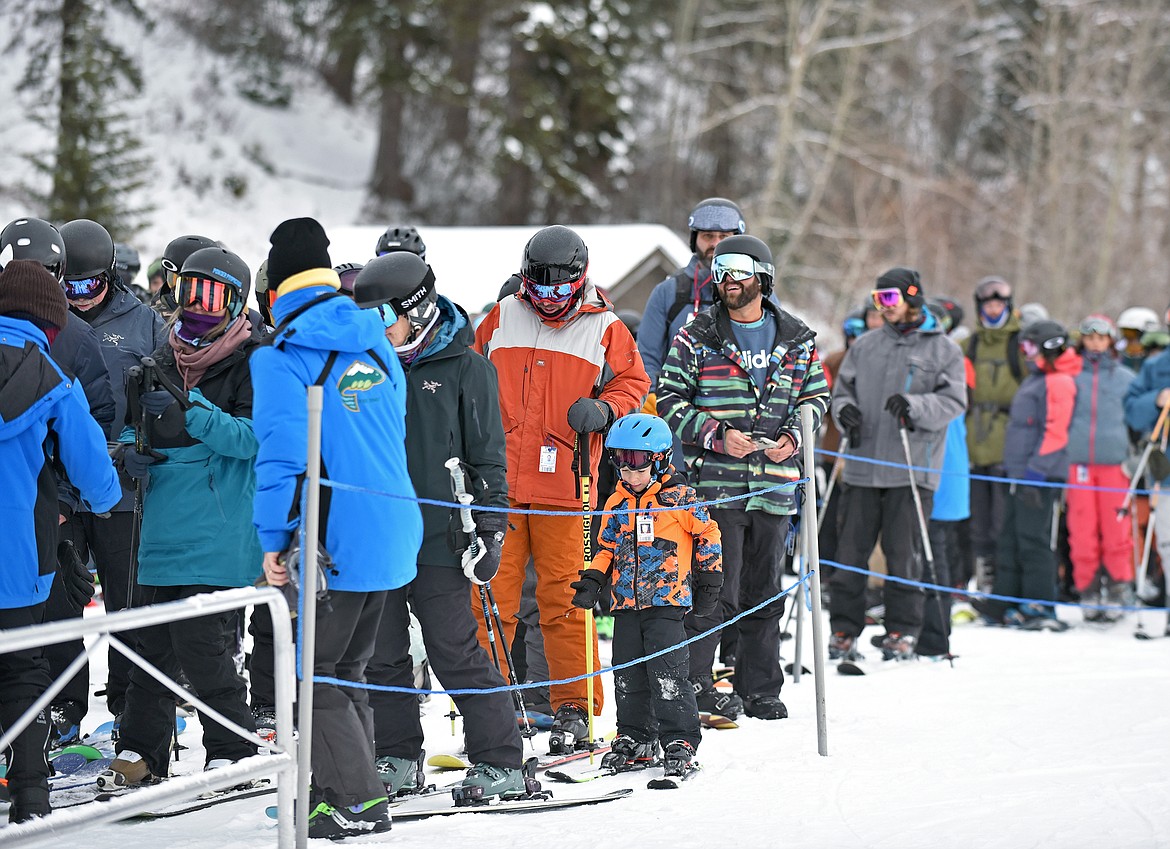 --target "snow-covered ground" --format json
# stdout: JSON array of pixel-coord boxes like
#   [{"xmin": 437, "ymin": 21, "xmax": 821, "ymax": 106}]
[{"xmin": 14, "ymin": 598, "xmax": 1170, "ymax": 849}]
